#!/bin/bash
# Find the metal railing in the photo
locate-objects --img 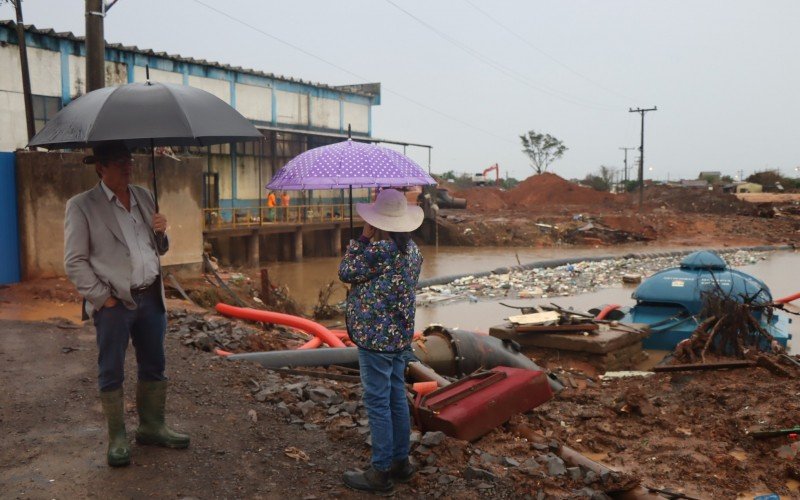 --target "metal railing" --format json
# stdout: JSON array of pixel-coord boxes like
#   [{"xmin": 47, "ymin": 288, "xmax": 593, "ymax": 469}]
[{"xmin": 203, "ymin": 203, "xmax": 361, "ymax": 230}]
